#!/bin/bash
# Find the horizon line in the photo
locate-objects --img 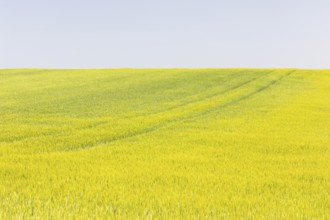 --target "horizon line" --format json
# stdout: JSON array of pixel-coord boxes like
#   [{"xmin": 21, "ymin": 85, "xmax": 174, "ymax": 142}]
[{"xmin": 1, "ymin": 67, "xmax": 330, "ymax": 70}]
